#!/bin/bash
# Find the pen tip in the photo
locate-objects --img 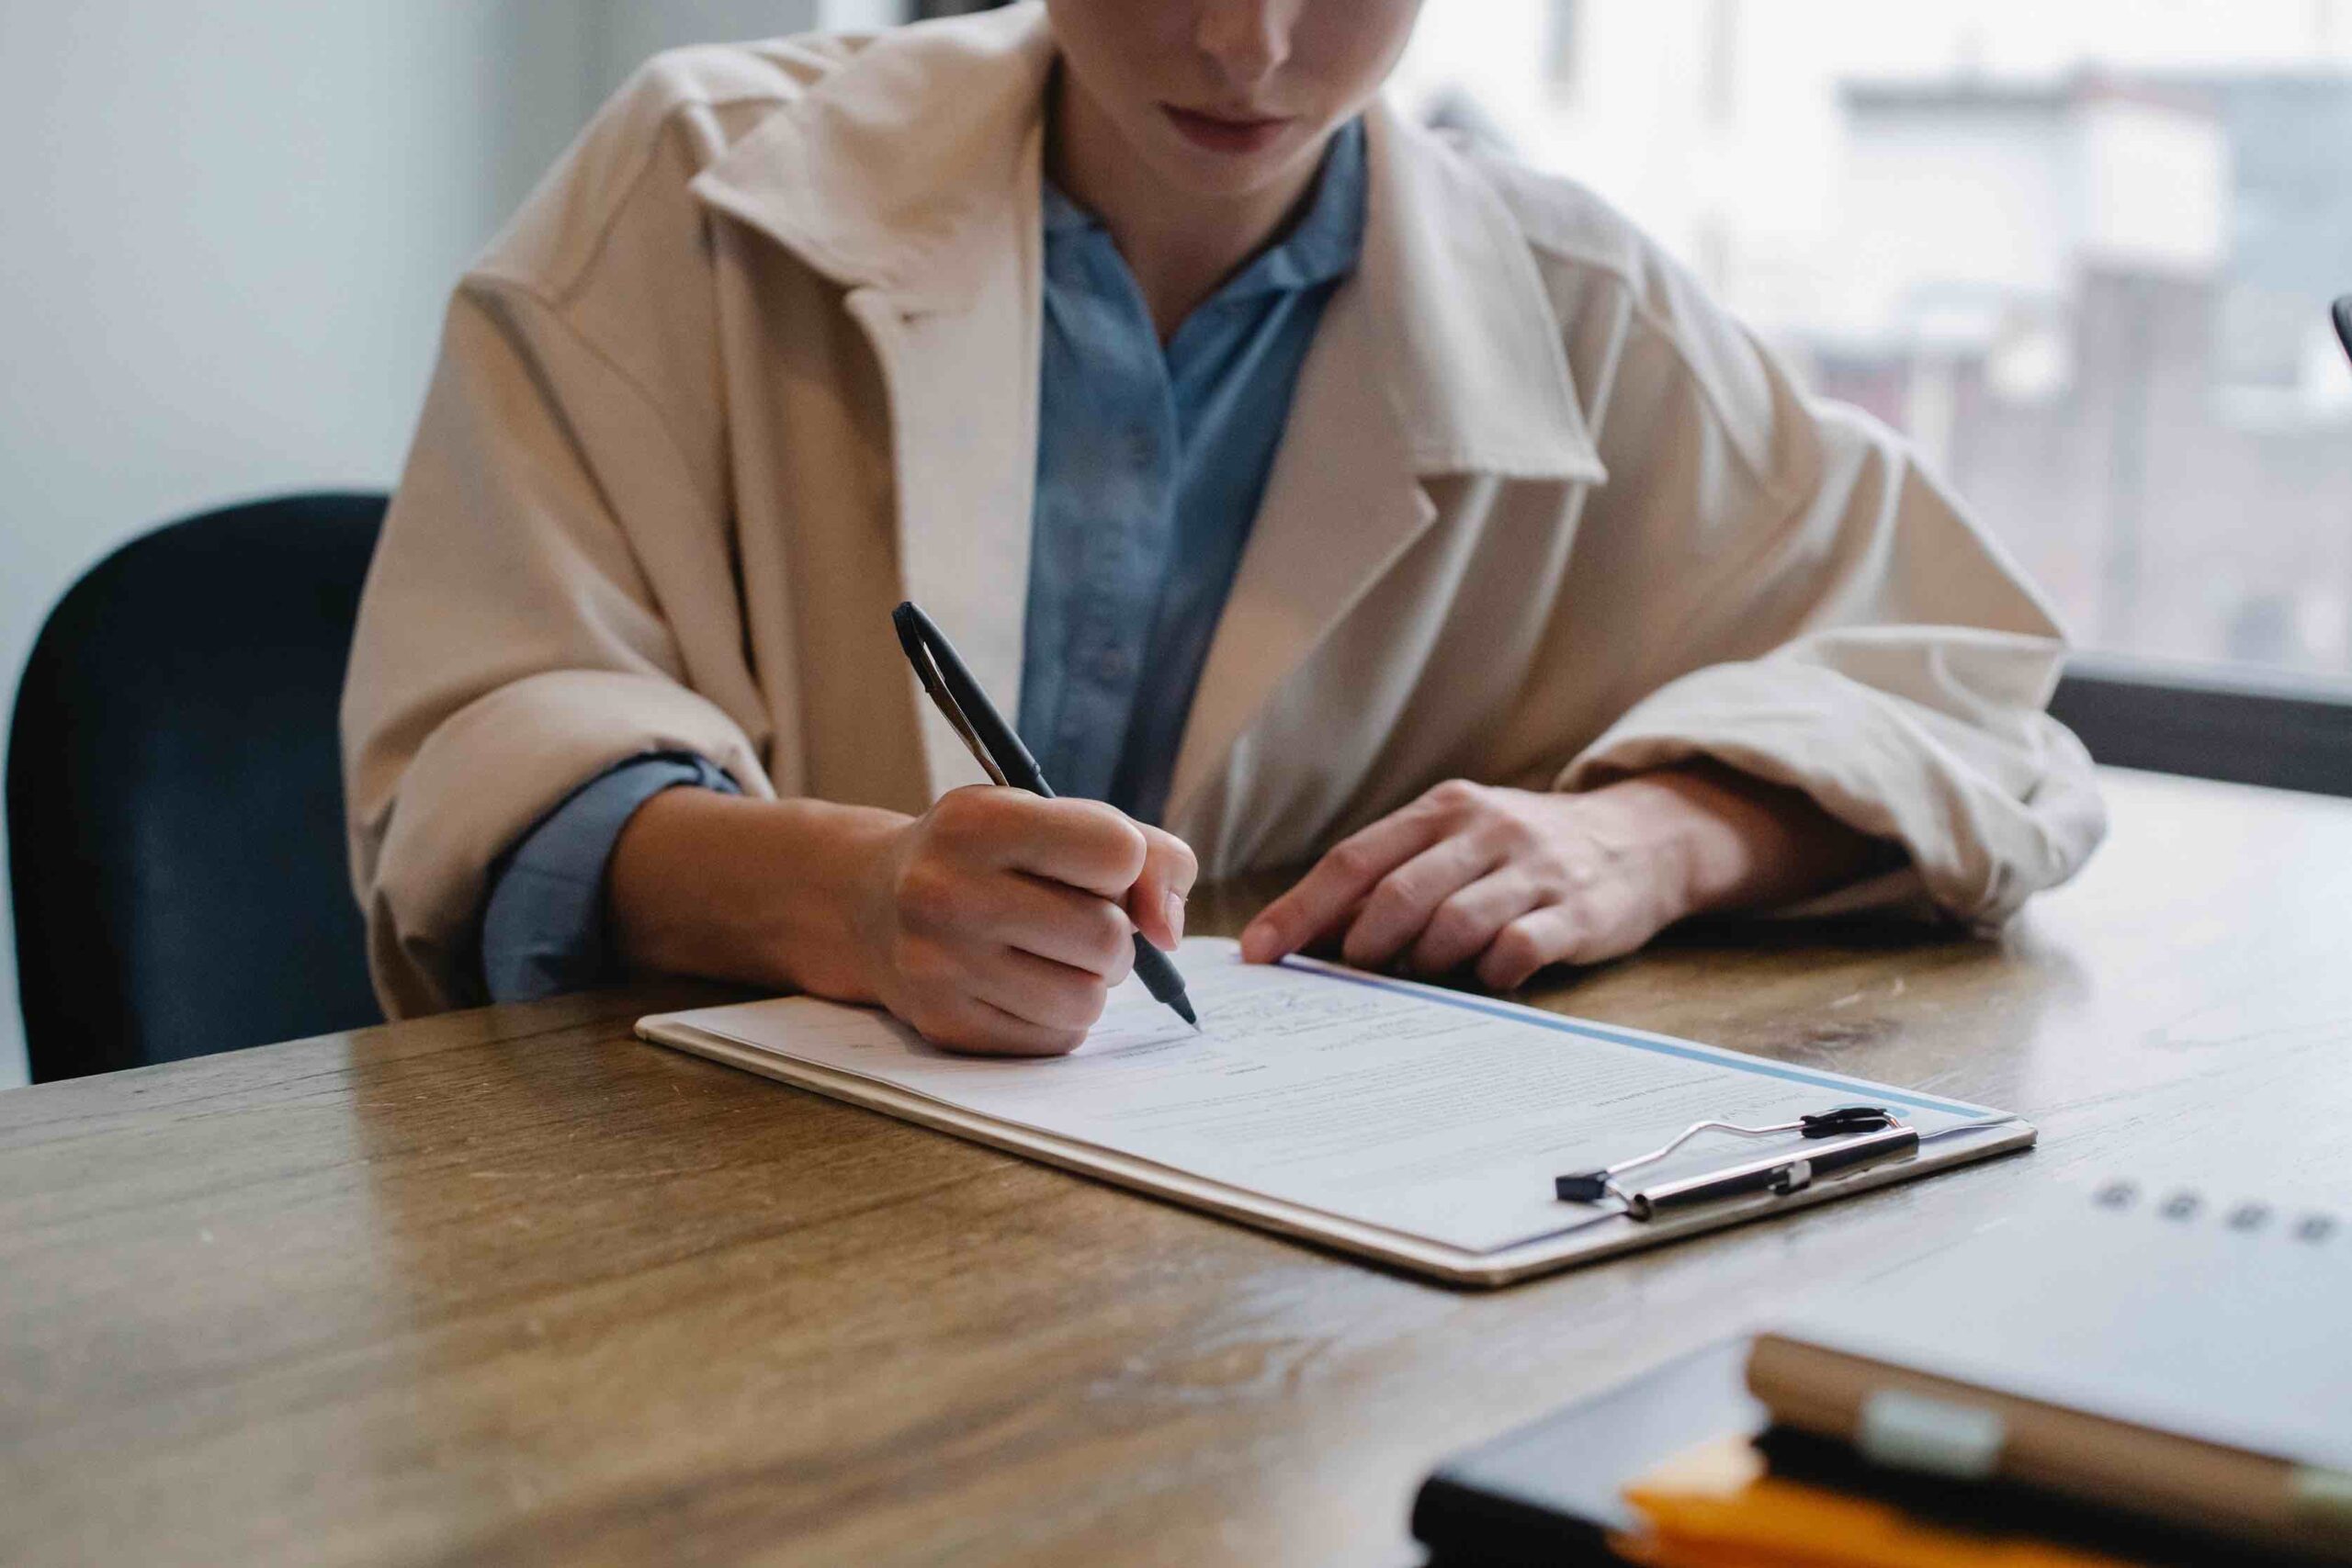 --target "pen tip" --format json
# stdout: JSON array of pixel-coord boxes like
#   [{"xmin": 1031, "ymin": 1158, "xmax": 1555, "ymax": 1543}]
[{"xmin": 1172, "ymin": 996, "xmax": 1200, "ymax": 1031}]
